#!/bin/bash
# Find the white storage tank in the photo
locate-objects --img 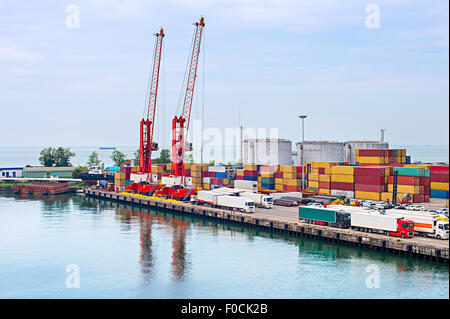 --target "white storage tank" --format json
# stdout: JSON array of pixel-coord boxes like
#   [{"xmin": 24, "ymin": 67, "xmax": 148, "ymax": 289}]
[
  {"xmin": 296, "ymin": 141, "xmax": 345, "ymax": 163},
  {"xmin": 344, "ymin": 141, "xmax": 389, "ymax": 164},
  {"xmin": 243, "ymin": 138, "xmax": 292, "ymax": 165}
]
